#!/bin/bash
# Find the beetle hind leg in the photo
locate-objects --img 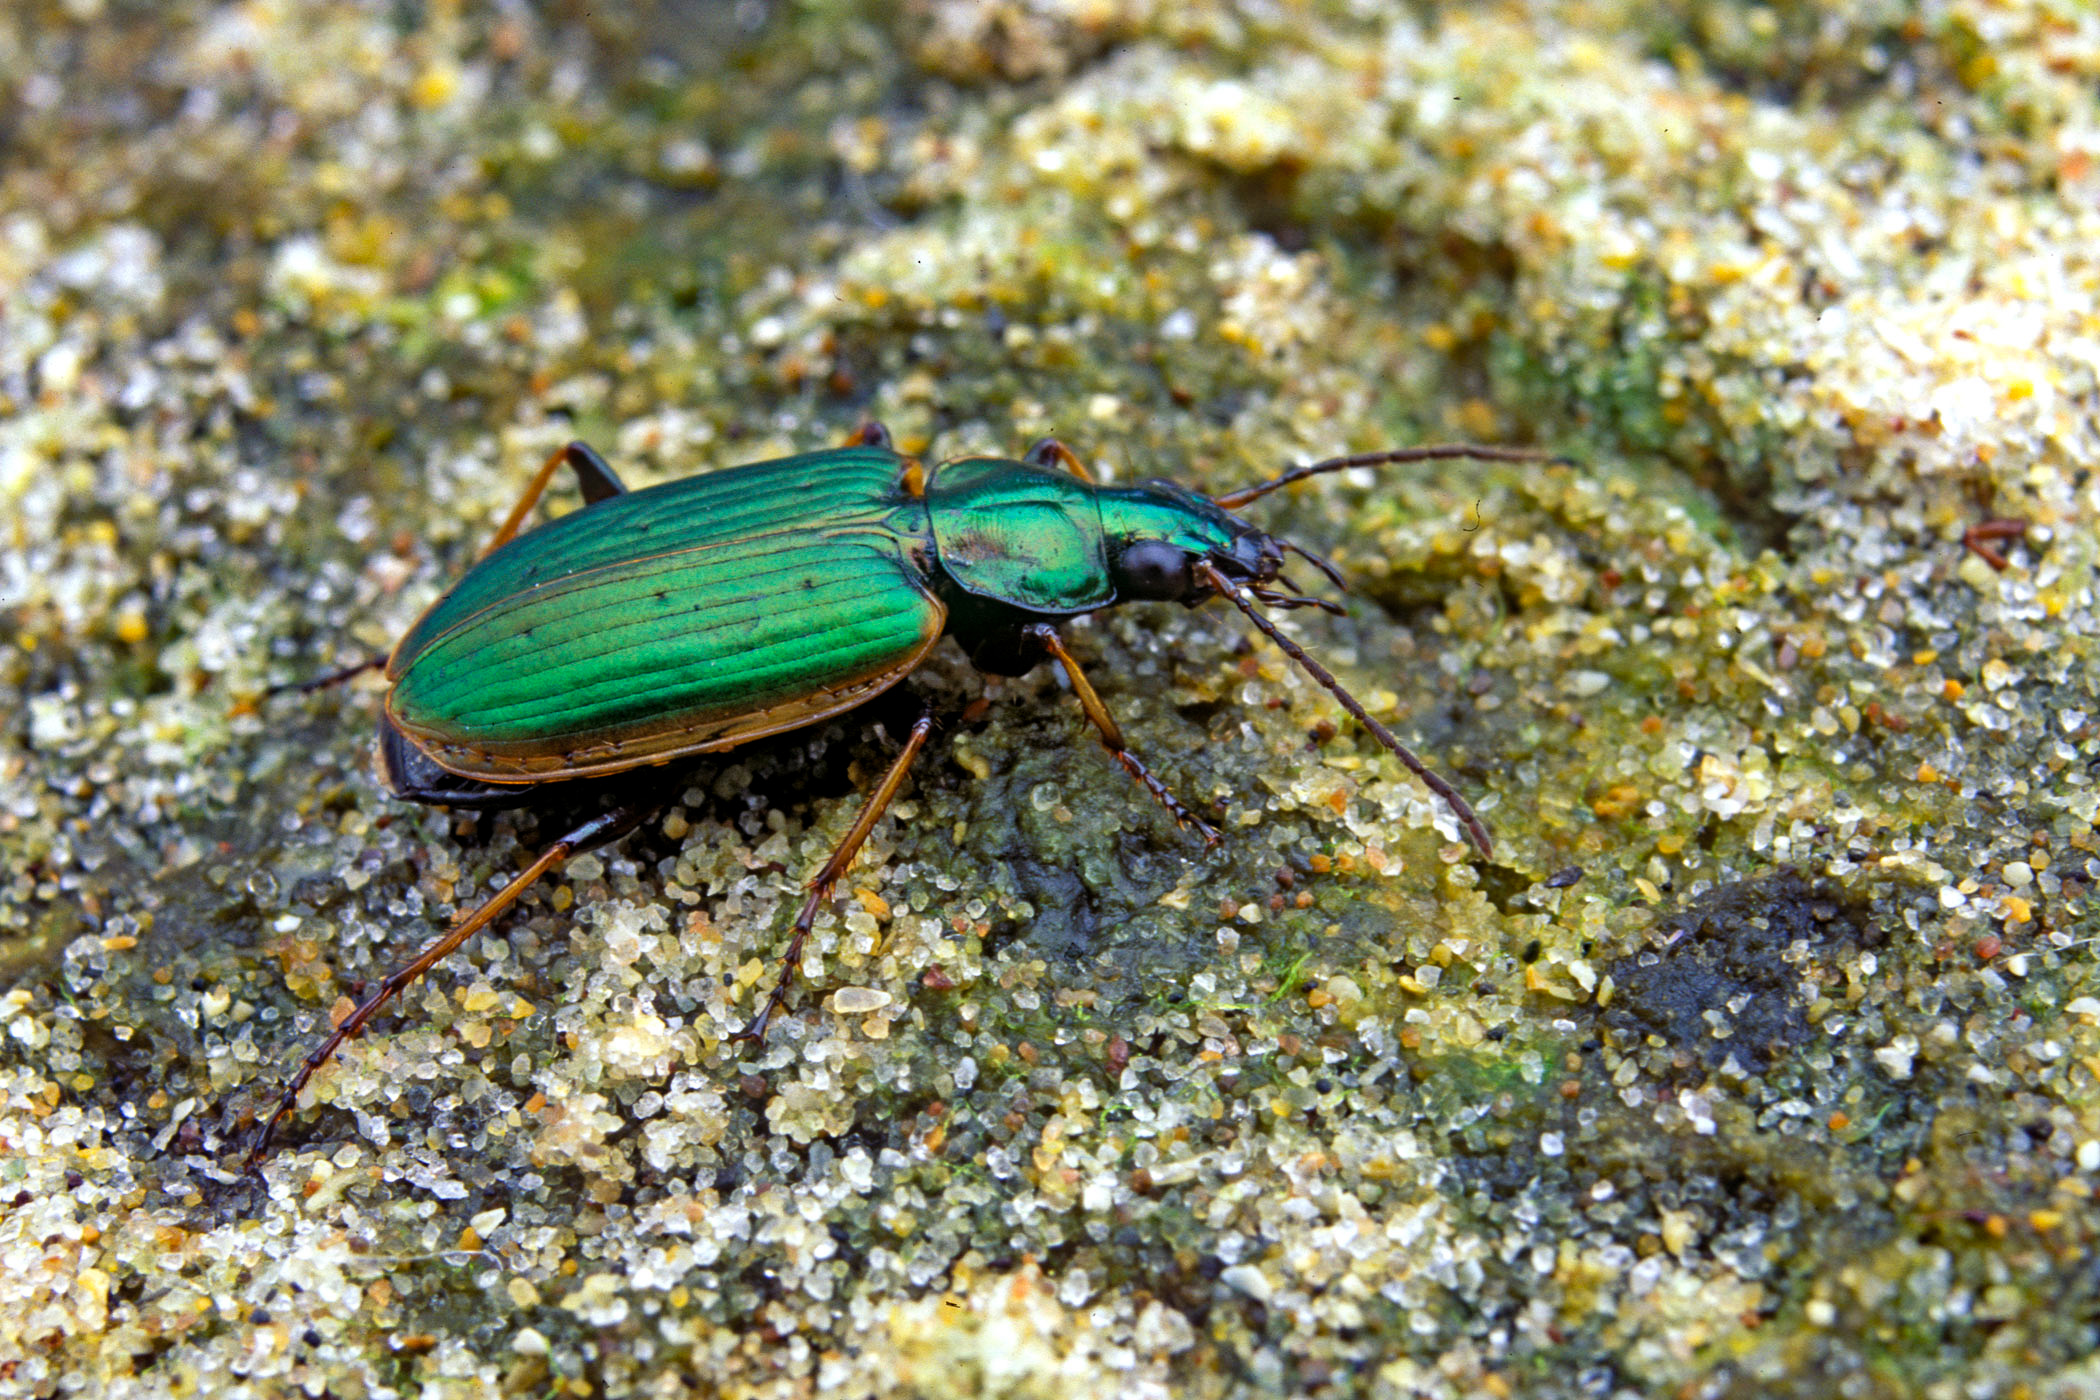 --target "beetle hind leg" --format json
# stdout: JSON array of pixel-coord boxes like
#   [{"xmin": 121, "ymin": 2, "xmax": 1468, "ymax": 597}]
[
  {"xmin": 247, "ymin": 799, "xmax": 651, "ymax": 1167},
  {"xmin": 1024, "ymin": 623, "xmax": 1221, "ymax": 848},
  {"xmin": 736, "ymin": 712, "xmax": 935, "ymax": 1043}
]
